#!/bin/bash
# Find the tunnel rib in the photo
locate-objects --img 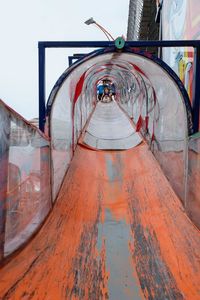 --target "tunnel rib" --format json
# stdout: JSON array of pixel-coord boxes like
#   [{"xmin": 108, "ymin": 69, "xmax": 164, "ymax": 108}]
[{"xmin": 83, "ymin": 100, "xmax": 142, "ymax": 150}]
